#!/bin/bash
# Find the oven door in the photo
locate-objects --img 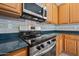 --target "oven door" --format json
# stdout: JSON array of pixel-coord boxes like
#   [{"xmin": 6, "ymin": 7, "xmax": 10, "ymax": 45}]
[
  {"xmin": 33, "ymin": 42, "xmax": 56, "ymax": 56},
  {"xmin": 42, "ymin": 46, "xmax": 56, "ymax": 56}
]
